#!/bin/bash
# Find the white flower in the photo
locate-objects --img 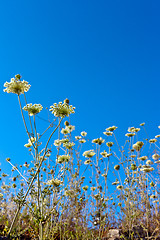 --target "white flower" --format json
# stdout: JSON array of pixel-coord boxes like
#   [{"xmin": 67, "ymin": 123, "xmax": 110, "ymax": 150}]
[
  {"xmin": 23, "ymin": 103, "xmax": 43, "ymax": 116},
  {"xmin": 3, "ymin": 75, "xmax": 31, "ymax": 95},
  {"xmin": 56, "ymin": 155, "xmax": 70, "ymax": 163},
  {"xmin": 81, "ymin": 131, "xmax": 87, "ymax": 137},
  {"xmin": 83, "ymin": 150, "xmax": 95, "ymax": 158},
  {"xmin": 49, "ymin": 100, "xmax": 75, "ymax": 118}
]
